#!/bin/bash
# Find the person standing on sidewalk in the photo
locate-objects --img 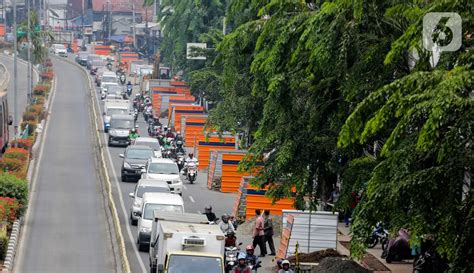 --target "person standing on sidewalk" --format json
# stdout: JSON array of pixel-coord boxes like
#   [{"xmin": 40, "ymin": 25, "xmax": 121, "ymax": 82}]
[
  {"xmin": 263, "ymin": 210, "xmax": 276, "ymax": 255},
  {"xmin": 252, "ymin": 209, "xmax": 266, "ymax": 257}
]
